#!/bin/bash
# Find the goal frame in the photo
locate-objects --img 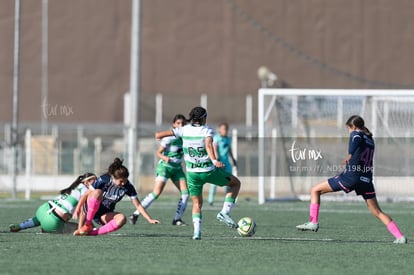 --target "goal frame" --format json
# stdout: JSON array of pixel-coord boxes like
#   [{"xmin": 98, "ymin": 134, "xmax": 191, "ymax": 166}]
[{"xmin": 258, "ymin": 88, "xmax": 414, "ymax": 204}]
